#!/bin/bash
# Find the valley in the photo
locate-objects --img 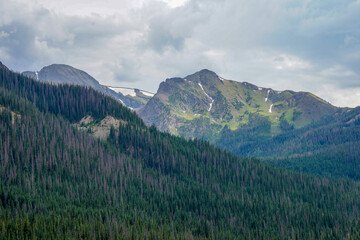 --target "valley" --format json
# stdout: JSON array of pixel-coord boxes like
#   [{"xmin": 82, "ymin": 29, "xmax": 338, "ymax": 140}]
[
  {"xmin": 20, "ymin": 64, "xmax": 360, "ymax": 180},
  {"xmin": 1, "ymin": 0, "xmax": 358, "ymax": 239},
  {"xmin": 1, "ymin": 61, "xmax": 360, "ymax": 238}
]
